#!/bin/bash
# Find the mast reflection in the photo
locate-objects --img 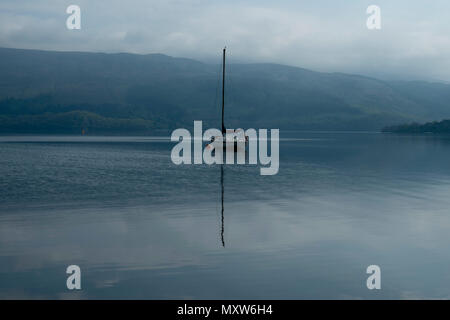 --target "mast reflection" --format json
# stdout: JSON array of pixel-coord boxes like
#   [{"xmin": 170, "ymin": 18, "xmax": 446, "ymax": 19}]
[{"xmin": 220, "ymin": 164, "xmax": 225, "ymax": 247}]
